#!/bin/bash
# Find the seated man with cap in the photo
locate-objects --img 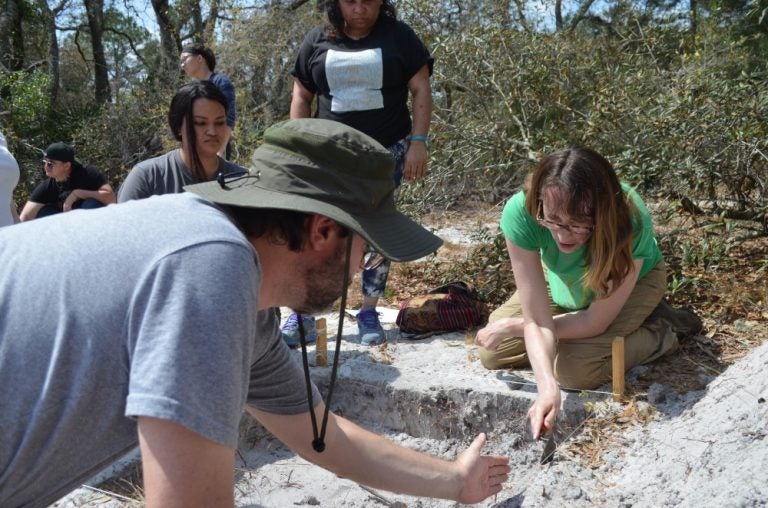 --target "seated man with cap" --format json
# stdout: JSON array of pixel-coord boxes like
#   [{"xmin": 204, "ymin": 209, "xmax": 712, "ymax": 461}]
[
  {"xmin": 0, "ymin": 119, "xmax": 510, "ymax": 507},
  {"xmin": 19, "ymin": 142, "xmax": 116, "ymax": 221}
]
